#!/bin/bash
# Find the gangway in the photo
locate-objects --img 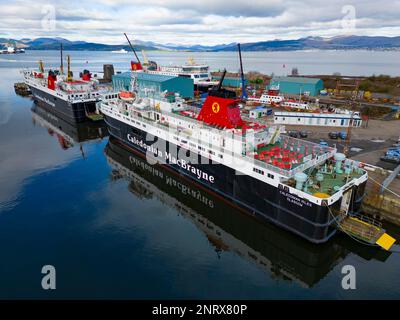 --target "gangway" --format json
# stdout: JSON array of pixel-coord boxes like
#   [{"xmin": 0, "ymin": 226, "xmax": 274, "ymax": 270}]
[{"xmin": 337, "ymin": 213, "xmax": 396, "ymax": 250}]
